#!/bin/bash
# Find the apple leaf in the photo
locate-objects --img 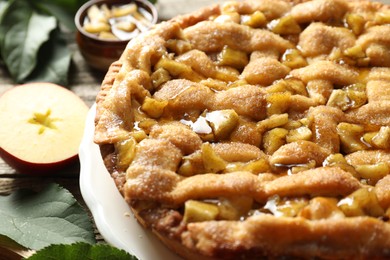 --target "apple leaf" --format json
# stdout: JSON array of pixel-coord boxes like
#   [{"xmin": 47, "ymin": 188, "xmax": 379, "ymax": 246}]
[
  {"xmin": 0, "ymin": 183, "xmax": 96, "ymax": 250},
  {"xmin": 32, "ymin": 0, "xmax": 88, "ymax": 31},
  {"xmin": 0, "ymin": 2, "xmax": 7, "ymax": 21},
  {"xmin": 0, "ymin": 0, "xmax": 57, "ymax": 82},
  {"xmin": 26, "ymin": 242, "xmax": 137, "ymax": 260},
  {"xmin": 33, "ymin": 0, "xmax": 88, "ymax": 14},
  {"xmin": 26, "ymin": 28, "xmax": 71, "ymax": 86},
  {"xmin": 33, "ymin": 2, "xmax": 76, "ymax": 32}
]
